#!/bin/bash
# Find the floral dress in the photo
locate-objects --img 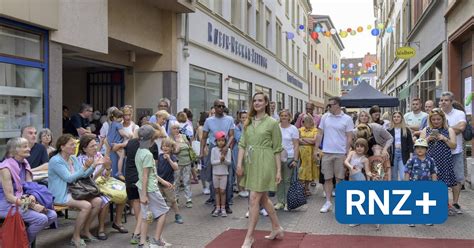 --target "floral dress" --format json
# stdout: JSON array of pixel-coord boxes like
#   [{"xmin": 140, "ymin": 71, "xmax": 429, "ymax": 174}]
[
  {"xmin": 298, "ymin": 127, "xmax": 319, "ymax": 181},
  {"xmin": 426, "ymin": 127, "xmax": 457, "ymax": 187},
  {"xmin": 239, "ymin": 115, "xmax": 283, "ymax": 192}
]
